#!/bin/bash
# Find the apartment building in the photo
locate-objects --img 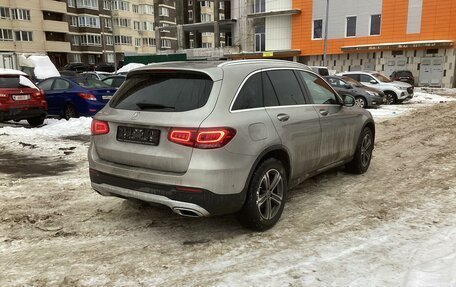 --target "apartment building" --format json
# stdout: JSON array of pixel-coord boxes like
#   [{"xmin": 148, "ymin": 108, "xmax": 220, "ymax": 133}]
[
  {"xmin": 0, "ymin": 0, "xmax": 70, "ymax": 69},
  {"xmin": 292, "ymin": 0, "xmax": 456, "ymax": 87},
  {"xmin": 68, "ymin": 0, "xmax": 175, "ymax": 66}
]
